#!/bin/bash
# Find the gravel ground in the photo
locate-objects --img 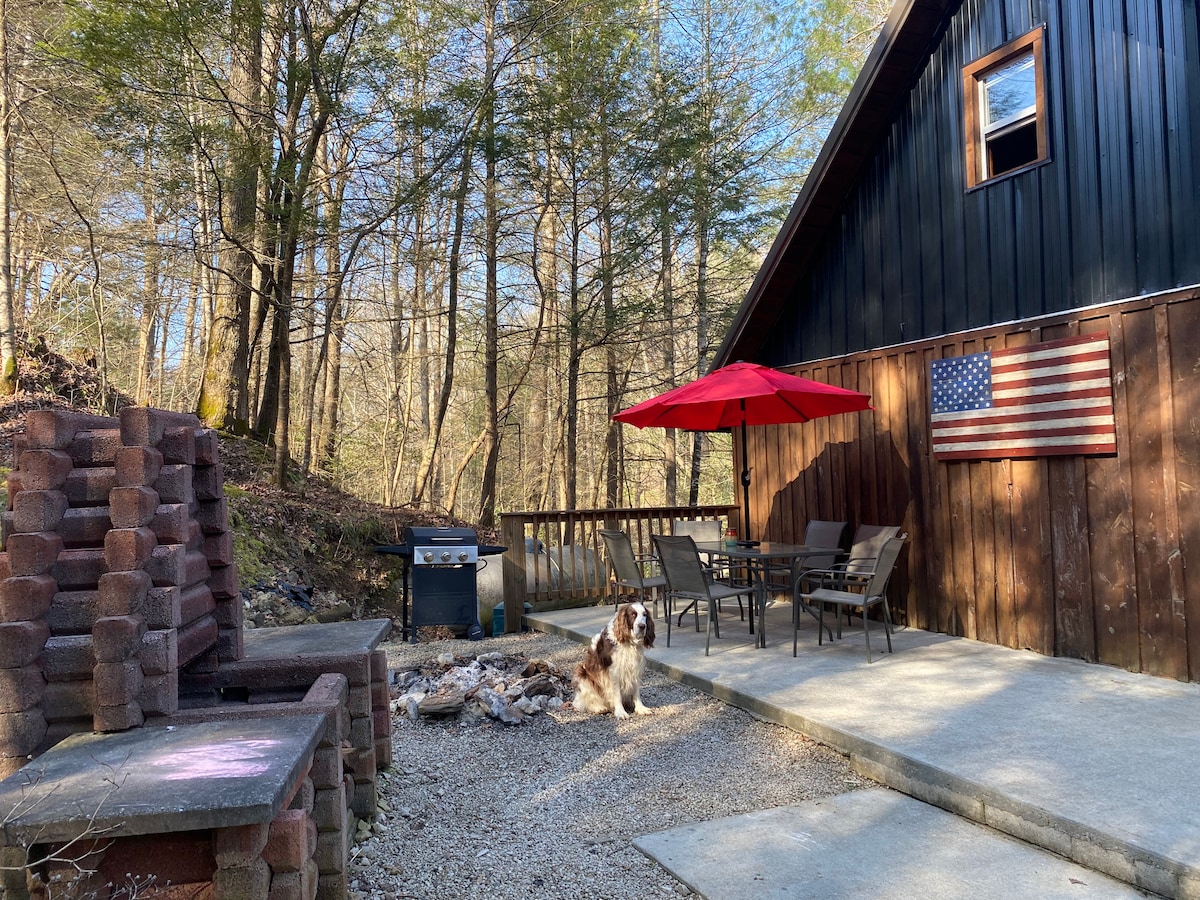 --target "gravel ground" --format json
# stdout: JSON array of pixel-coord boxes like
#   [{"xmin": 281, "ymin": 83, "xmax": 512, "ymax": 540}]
[{"xmin": 354, "ymin": 630, "xmax": 875, "ymax": 900}]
